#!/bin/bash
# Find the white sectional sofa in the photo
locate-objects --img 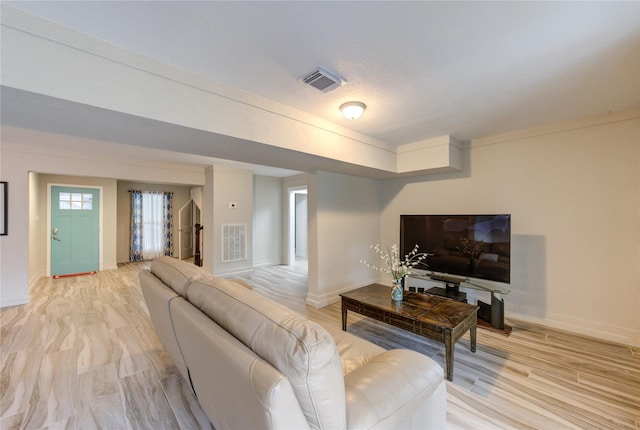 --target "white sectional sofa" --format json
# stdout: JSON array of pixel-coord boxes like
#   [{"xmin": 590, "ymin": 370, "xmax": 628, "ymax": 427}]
[{"xmin": 140, "ymin": 256, "xmax": 446, "ymax": 429}]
